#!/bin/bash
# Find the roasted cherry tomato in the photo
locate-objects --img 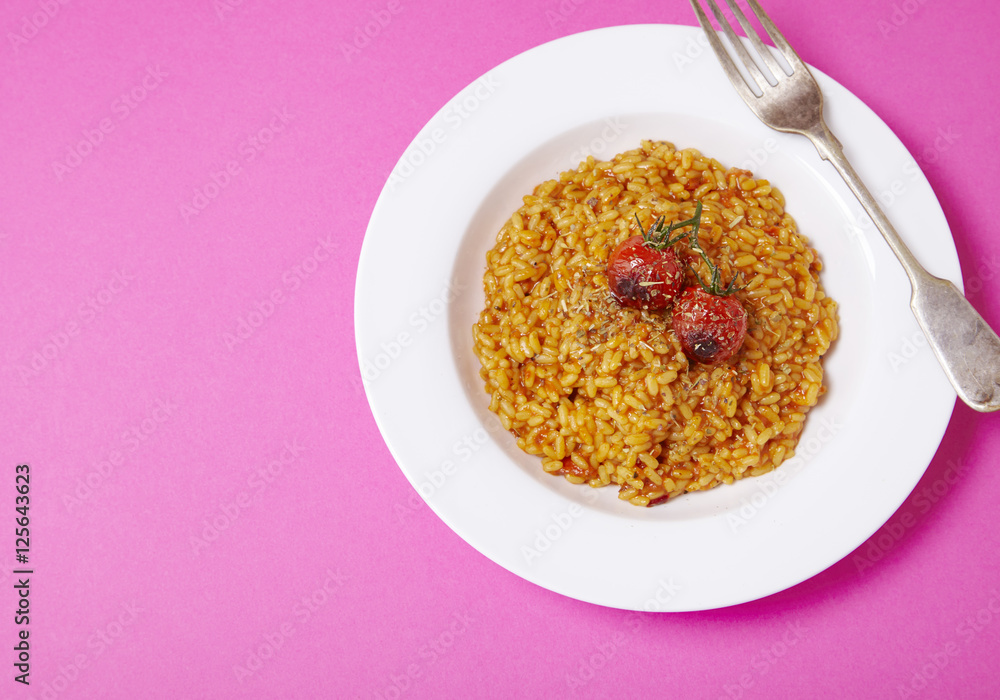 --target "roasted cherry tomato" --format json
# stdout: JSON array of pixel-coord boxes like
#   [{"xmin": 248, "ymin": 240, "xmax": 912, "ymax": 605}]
[
  {"xmin": 672, "ymin": 286, "xmax": 748, "ymax": 365},
  {"xmin": 606, "ymin": 235, "xmax": 684, "ymax": 311}
]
